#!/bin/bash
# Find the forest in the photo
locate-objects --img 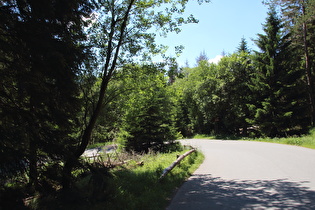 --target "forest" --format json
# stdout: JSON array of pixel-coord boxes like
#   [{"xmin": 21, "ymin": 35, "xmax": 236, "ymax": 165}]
[{"xmin": 1, "ymin": 0, "xmax": 315, "ymax": 208}]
